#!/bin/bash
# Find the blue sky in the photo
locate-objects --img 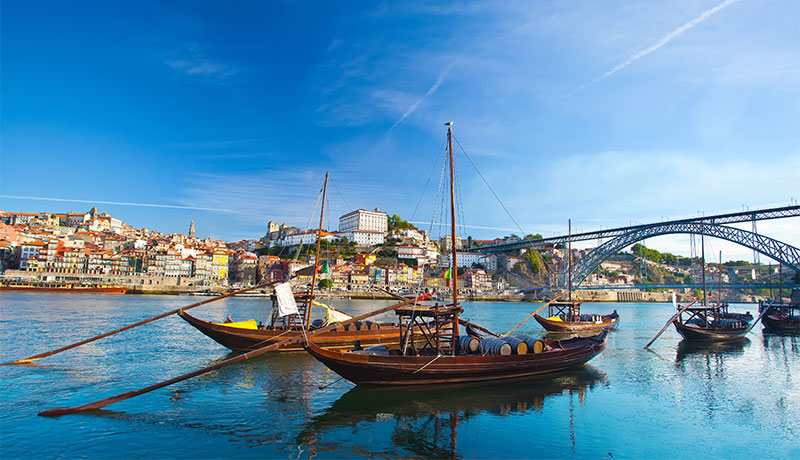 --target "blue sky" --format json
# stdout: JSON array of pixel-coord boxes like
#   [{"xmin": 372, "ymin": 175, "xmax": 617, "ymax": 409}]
[{"xmin": 1, "ymin": 0, "xmax": 798, "ymax": 261}]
